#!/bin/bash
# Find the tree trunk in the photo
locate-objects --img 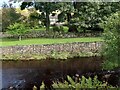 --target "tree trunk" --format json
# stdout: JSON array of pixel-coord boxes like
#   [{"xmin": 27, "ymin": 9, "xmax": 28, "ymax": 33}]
[
  {"xmin": 45, "ymin": 3, "xmax": 50, "ymax": 31},
  {"xmin": 67, "ymin": 13, "xmax": 71, "ymax": 23},
  {"xmin": 67, "ymin": 13, "xmax": 72, "ymax": 32},
  {"xmin": 46, "ymin": 12, "xmax": 50, "ymax": 31},
  {"xmin": 19, "ymin": 35, "xmax": 22, "ymax": 41},
  {"xmin": 83, "ymin": 29, "xmax": 86, "ymax": 33},
  {"xmin": 67, "ymin": 13, "xmax": 78, "ymax": 32}
]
